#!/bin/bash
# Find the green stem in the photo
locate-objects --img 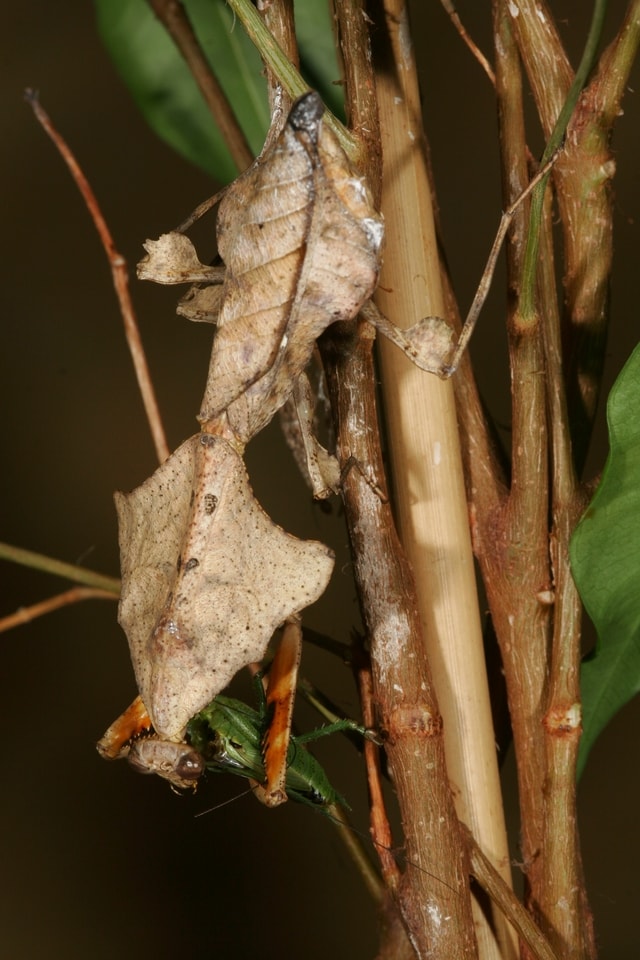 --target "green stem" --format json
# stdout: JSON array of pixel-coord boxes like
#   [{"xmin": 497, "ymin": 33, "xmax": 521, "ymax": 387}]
[
  {"xmin": 0, "ymin": 542, "xmax": 121, "ymax": 594},
  {"xmin": 224, "ymin": 0, "xmax": 355, "ymax": 156}
]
